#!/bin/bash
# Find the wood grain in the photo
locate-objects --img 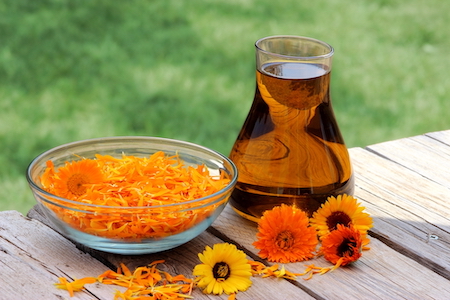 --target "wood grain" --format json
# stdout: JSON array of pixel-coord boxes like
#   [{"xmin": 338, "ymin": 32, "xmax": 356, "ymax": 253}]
[
  {"xmin": 212, "ymin": 204, "xmax": 450, "ymax": 299},
  {"xmin": 0, "ymin": 211, "xmax": 117, "ymax": 300},
  {"xmin": 4, "ymin": 130, "xmax": 450, "ymax": 299},
  {"xmin": 349, "ymin": 147, "xmax": 450, "ymax": 274},
  {"xmin": 7, "ymin": 207, "xmax": 314, "ymax": 300},
  {"xmin": 366, "ymin": 134, "xmax": 450, "ymax": 189},
  {"xmin": 426, "ymin": 129, "xmax": 450, "ymax": 146}
]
